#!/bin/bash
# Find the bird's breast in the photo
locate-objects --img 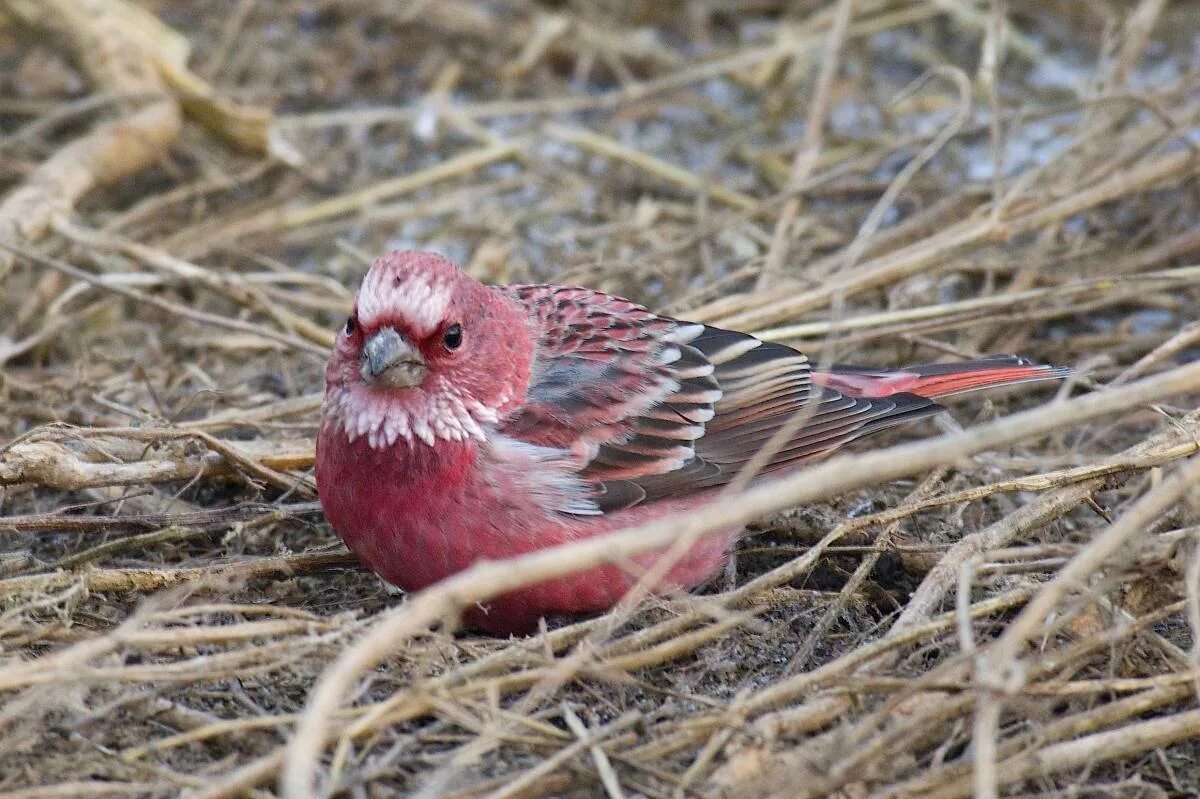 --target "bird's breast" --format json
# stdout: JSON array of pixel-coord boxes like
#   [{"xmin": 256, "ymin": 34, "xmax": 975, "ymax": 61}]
[
  {"xmin": 314, "ymin": 420, "xmax": 740, "ymax": 632},
  {"xmin": 314, "ymin": 423, "xmax": 542, "ymax": 591}
]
